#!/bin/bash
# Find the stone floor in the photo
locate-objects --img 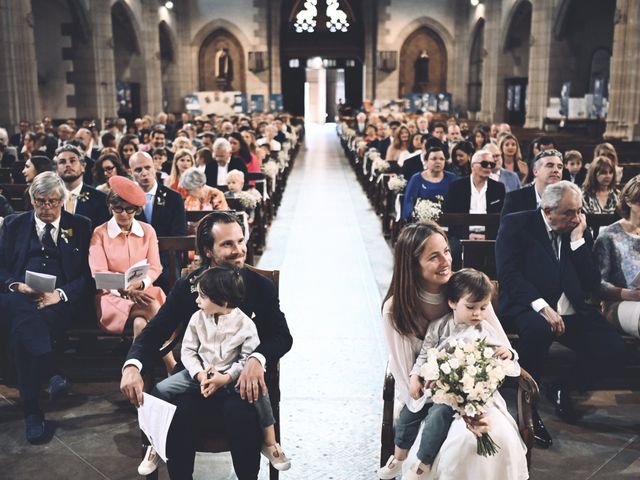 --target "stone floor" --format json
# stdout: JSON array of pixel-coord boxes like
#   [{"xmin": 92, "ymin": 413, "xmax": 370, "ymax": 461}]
[{"xmin": 1, "ymin": 123, "xmax": 639, "ymax": 479}]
